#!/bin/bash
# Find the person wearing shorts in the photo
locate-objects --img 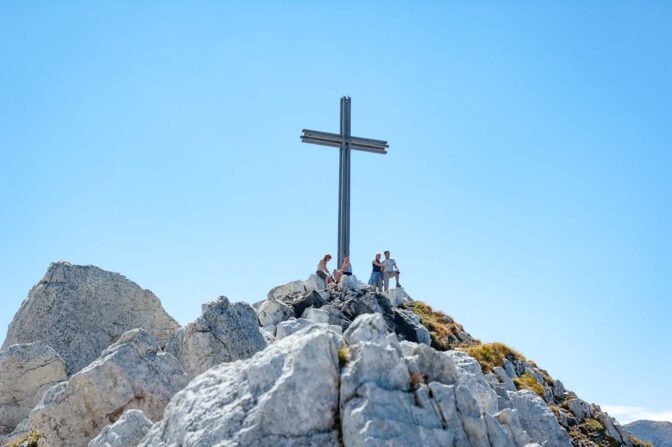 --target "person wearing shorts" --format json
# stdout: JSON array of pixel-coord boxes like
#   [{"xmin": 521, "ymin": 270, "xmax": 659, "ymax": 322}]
[
  {"xmin": 368, "ymin": 253, "xmax": 384, "ymax": 292},
  {"xmin": 316, "ymin": 254, "xmax": 333, "ymax": 286},
  {"xmin": 382, "ymin": 250, "xmax": 401, "ymax": 292}
]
